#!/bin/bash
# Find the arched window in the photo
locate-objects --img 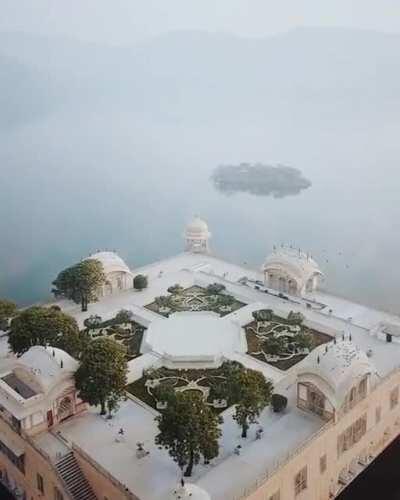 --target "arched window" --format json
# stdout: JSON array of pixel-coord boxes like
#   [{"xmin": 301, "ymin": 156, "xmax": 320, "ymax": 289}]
[{"xmin": 58, "ymin": 396, "xmax": 73, "ymax": 421}]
